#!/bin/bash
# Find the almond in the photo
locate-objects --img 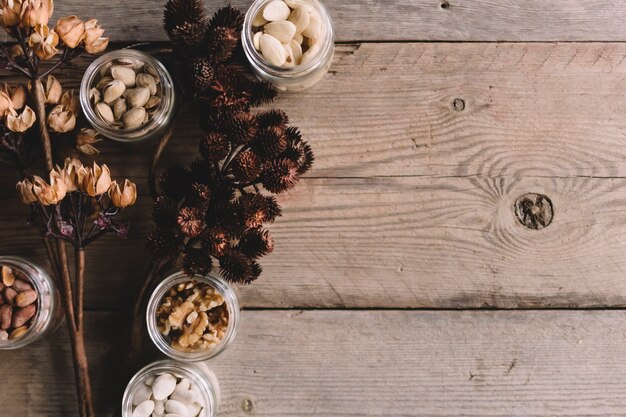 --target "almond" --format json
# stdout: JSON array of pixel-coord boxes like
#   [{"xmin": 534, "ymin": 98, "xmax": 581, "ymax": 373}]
[
  {"xmin": 12, "ymin": 279, "xmax": 32, "ymax": 292},
  {"xmin": 0, "ymin": 304, "xmax": 11, "ymax": 330},
  {"xmin": 3, "ymin": 287, "xmax": 17, "ymax": 306},
  {"xmin": 12, "ymin": 304, "xmax": 36, "ymax": 328},
  {"xmin": 252, "ymin": 11, "xmax": 268, "ymax": 27},
  {"xmin": 300, "ymin": 42, "xmax": 321, "ymax": 66},
  {"xmin": 262, "ymin": 0, "xmax": 290, "ymax": 21},
  {"xmin": 283, "ymin": 43, "xmax": 295, "ymax": 68},
  {"xmin": 253, "ymin": 31, "xmax": 263, "ymax": 51},
  {"xmin": 15, "ymin": 290, "xmax": 37, "ymax": 307},
  {"xmin": 302, "ymin": 10, "xmax": 322, "ymax": 39},
  {"xmin": 9, "ymin": 325, "xmax": 28, "ymax": 340},
  {"xmin": 288, "ymin": 6, "xmax": 310, "ymax": 34},
  {"xmin": 264, "ymin": 20, "xmax": 297, "ymax": 43},
  {"xmin": 2, "ymin": 266, "xmax": 15, "ymax": 286},
  {"xmin": 290, "ymin": 39, "xmax": 303, "ymax": 65},
  {"xmin": 260, "ymin": 33, "xmax": 287, "ymax": 66}
]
